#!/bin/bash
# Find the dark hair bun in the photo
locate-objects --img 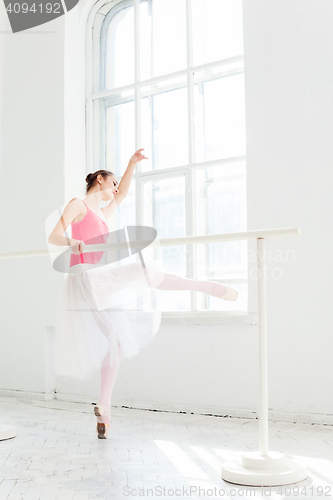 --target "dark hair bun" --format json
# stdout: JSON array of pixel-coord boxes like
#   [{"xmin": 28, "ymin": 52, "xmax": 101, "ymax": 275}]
[{"xmin": 85, "ymin": 169, "xmax": 114, "ymax": 194}]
